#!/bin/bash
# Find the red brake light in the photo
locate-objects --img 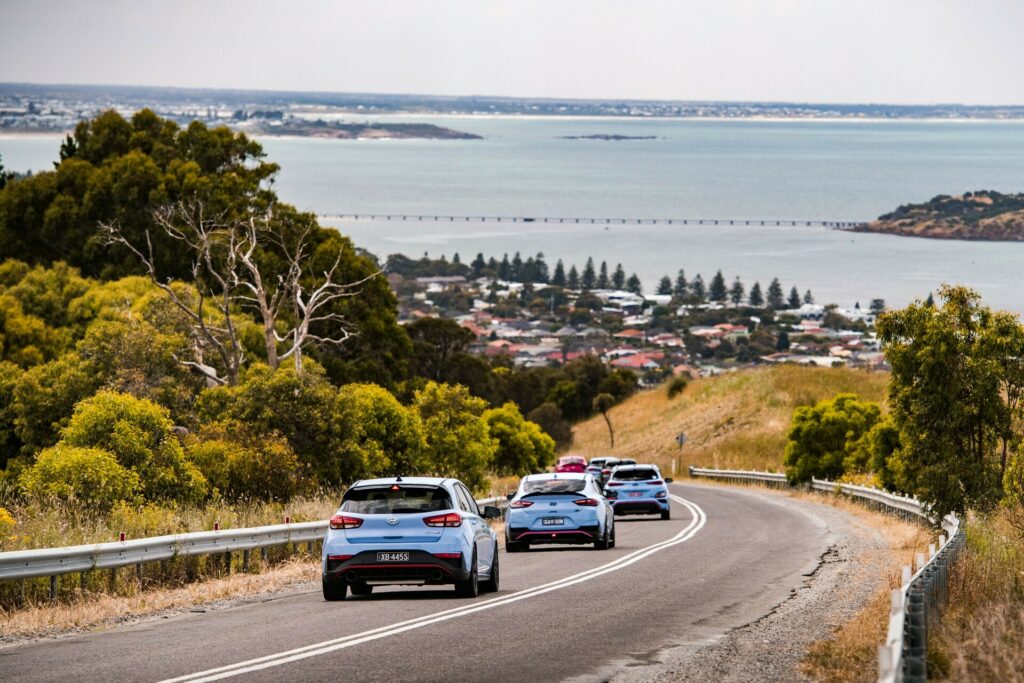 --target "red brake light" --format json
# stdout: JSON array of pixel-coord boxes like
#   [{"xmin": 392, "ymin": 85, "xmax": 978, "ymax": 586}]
[
  {"xmin": 434, "ymin": 552, "xmax": 462, "ymax": 559},
  {"xmin": 327, "ymin": 554, "xmax": 353, "ymax": 561},
  {"xmin": 329, "ymin": 515, "xmax": 363, "ymax": 530},
  {"xmin": 651, "ymin": 480, "xmax": 664, "ymax": 486},
  {"xmin": 606, "ymin": 482, "xmax": 623, "ymax": 487},
  {"xmin": 602, "ymin": 468, "xmax": 612, "ymax": 474},
  {"xmin": 509, "ymin": 500, "xmax": 534, "ymax": 508},
  {"xmin": 574, "ymin": 498, "xmax": 599, "ymax": 506},
  {"xmin": 423, "ymin": 512, "xmax": 462, "ymax": 527}
]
